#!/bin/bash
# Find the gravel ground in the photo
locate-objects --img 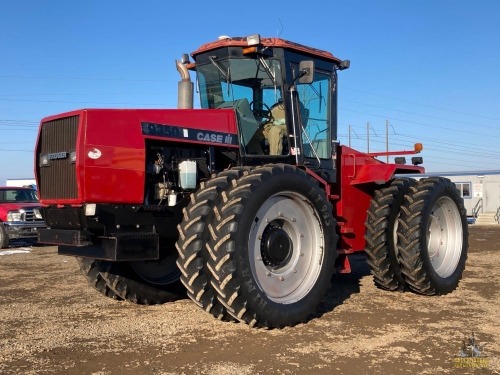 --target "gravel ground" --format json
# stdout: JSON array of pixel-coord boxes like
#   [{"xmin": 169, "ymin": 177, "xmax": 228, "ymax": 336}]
[{"xmin": 0, "ymin": 226, "xmax": 499, "ymax": 374}]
